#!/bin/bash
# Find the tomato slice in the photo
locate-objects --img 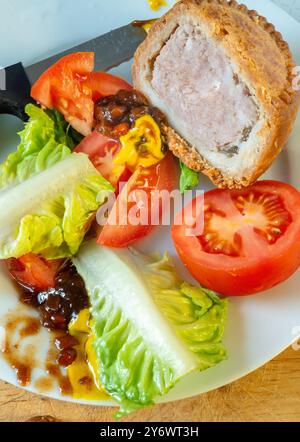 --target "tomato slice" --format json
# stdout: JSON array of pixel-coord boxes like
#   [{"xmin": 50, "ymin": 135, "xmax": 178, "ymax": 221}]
[
  {"xmin": 75, "ymin": 131, "xmax": 119, "ymax": 164},
  {"xmin": 6, "ymin": 254, "xmax": 62, "ymax": 291},
  {"xmin": 31, "ymin": 52, "xmax": 95, "ymax": 136},
  {"xmin": 98, "ymin": 152, "xmax": 178, "ymax": 247},
  {"xmin": 86, "ymin": 71, "xmax": 132, "ymax": 102},
  {"xmin": 172, "ymin": 181, "xmax": 300, "ymax": 296},
  {"xmin": 31, "ymin": 53, "xmax": 132, "ymax": 136},
  {"xmin": 75, "ymin": 131, "xmax": 131, "ymax": 188}
]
